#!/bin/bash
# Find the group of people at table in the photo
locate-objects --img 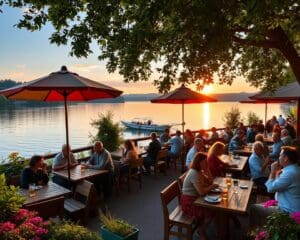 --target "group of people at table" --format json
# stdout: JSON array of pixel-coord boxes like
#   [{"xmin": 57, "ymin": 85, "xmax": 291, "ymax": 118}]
[{"xmin": 18, "ymin": 117, "xmax": 300, "ymax": 238}]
